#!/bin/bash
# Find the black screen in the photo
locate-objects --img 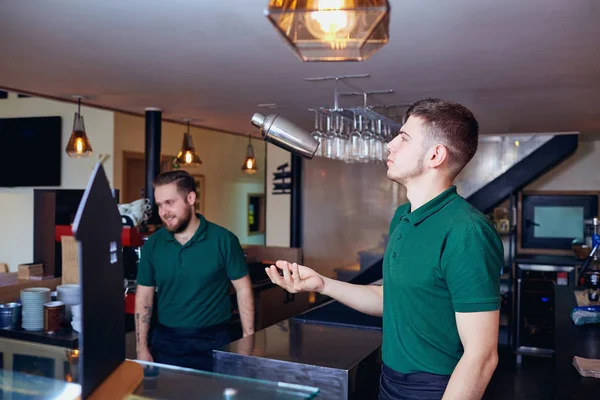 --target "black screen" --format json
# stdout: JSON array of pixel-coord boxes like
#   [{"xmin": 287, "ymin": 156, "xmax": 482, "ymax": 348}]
[
  {"xmin": 521, "ymin": 194, "xmax": 598, "ymax": 250},
  {"xmin": 0, "ymin": 116, "xmax": 62, "ymax": 186}
]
